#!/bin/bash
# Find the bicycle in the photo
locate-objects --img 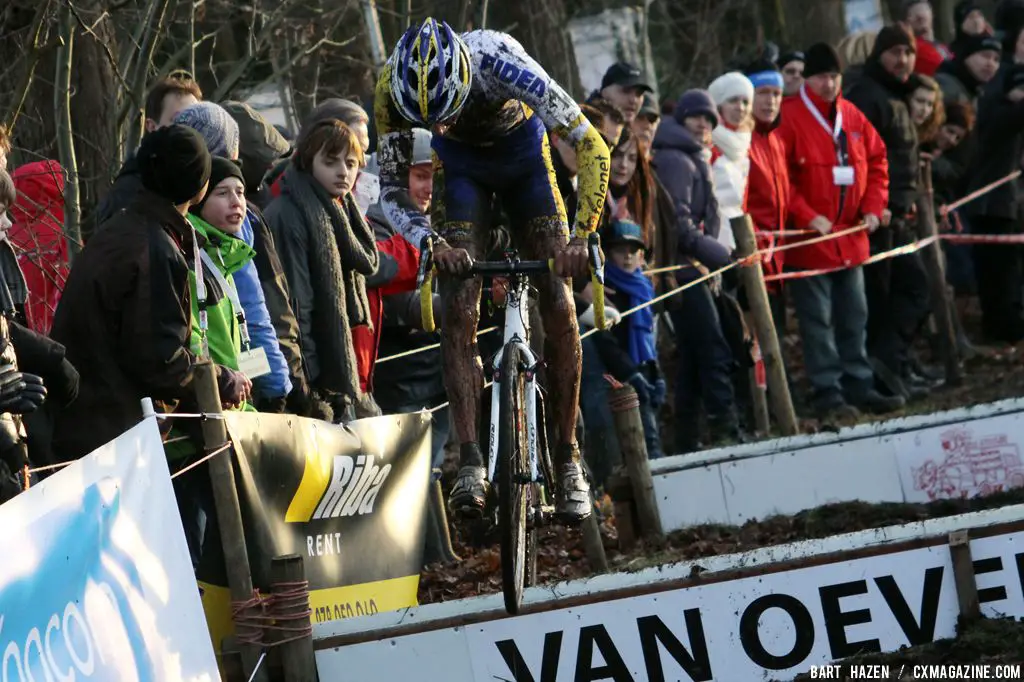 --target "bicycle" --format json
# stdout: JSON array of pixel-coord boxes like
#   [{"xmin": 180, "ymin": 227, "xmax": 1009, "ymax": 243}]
[{"xmin": 416, "ymin": 234, "xmax": 605, "ymax": 614}]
